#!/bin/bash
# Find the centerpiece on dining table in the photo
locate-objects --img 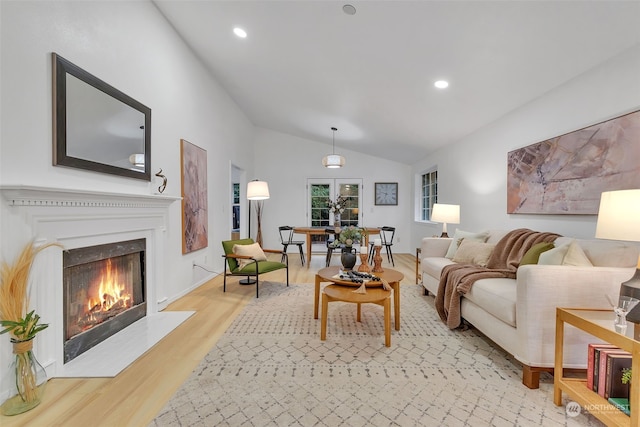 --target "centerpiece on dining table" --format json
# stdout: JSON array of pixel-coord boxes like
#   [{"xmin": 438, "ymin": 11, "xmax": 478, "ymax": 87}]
[
  {"xmin": 327, "ymin": 195, "xmax": 348, "ymax": 228},
  {"xmin": 330, "ymin": 225, "xmax": 366, "ymax": 270}
]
